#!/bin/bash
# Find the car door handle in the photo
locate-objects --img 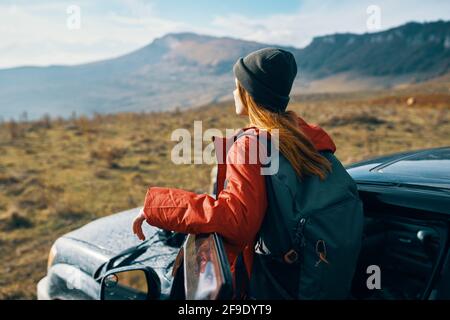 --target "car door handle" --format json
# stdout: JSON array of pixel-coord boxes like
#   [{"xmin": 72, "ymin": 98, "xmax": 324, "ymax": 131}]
[{"xmin": 417, "ymin": 230, "xmax": 434, "ymax": 243}]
